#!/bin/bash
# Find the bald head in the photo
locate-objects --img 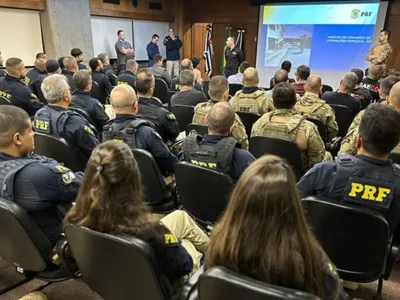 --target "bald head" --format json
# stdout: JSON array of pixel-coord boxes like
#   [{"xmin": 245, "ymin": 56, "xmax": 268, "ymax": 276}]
[
  {"xmin": 274, "ymin": 69, "xmax": 288, "ymax": 84},
  {"xmin": 206, "ymin": 102, "xmax": 235, "ymax": 136},
  {"xmin": 181, "ymin": 58, "xmax": 193, "ymax": 71},
  {"xmin": 34, "ymin": 58, "xmax": 47, "ymax": 72},
  {"xmin": 63, "ymin": 56, "xmax": 78, "ymax": 72},
  {"xmin": 243, "ymin": 67, "xmax": 259, "ymax": 87},
  {"xmin": 110, "ymin": 84, "xmax": 137, "ymax": 113},
  {"xmin": 305, "ymin": 75, "xmax": 322, "ymax": 94},
  {"xmin": 388, "ymin": 82, "xmax": 400, "ymax": 109}
]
